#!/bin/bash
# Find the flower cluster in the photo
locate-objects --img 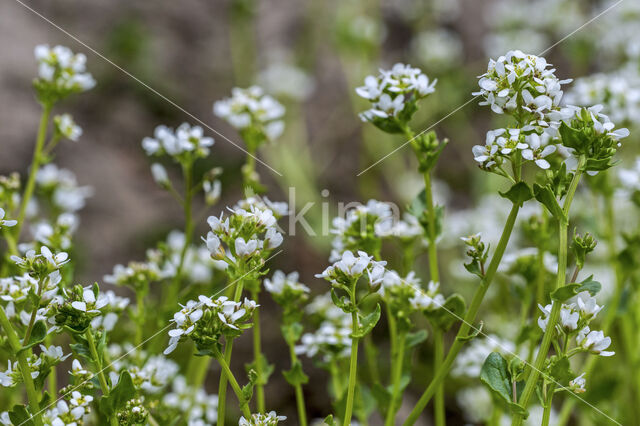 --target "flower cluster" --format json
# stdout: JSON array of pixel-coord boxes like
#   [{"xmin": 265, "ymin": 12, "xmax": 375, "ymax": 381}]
[
  {"xmin": 213, "ymin": 86, "xmax": 285, "ymax": 145},
  {"xmin": 330, "ymin": 200, "xmax": 420, "ymax": 260},
  {"xmin": 142, "ymin": 123, "xmax": 215, "ymax": 161},
  {"xmin": 33, "ymin": 44, "xmax": 95, "ymax": 103},
  {"xmin": 35, "ymin": 164, "xmax": 93, "ymax": 213},
  {"xmin": 53, "ymin": 114, "xmax": 82, "ymax": 142},
  {"xmin": 108, "ymin": 344, "xmax": 179, "ymax": 394},
  {"xmin": 264, "ymin": 270, "xmax": 310, "ymax": 315},
  {"xmin": 356, "ymin": 63, "xmax": 436, "ymax": 132},
  {"xmin": 564, "ymin": 65, "xmax": 640, "ymax": 126},
  {"xmin": 163, "ymin": 376, "xmax": 219, "ymax": 425},
  {"xmin": 204, "ymin": 198, "xmax": 285, "ymax": 278},
  {"xmin": 239, "ymin": 411, "xmax": 287, "ymax": 426},
  {"xmin": 316, "ymin": 250, "xmax": 386, "ymax": 290},
  {"xmin": 473, "ymin": 50, "xmax": 570, "ymax": 117},
  {"xmin": 295, "ymin": 292, "xmax": 353, "ymax": 362},
  {"xmin": 164, "ymin": 296, "xmax": 258, "ymax": 355},
  {"xmin": 537, "ymin": 291, "xmax": 613, "ymax": 357}
]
